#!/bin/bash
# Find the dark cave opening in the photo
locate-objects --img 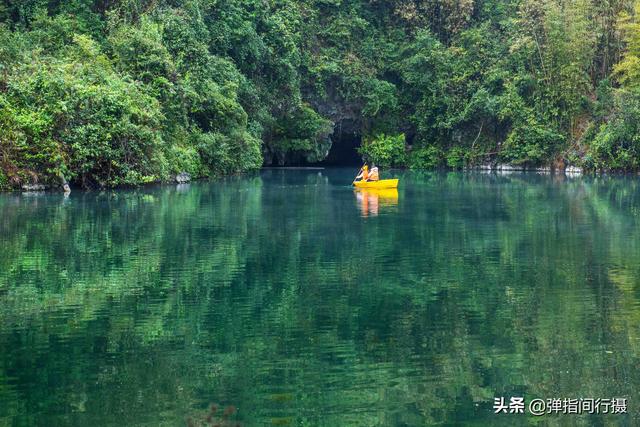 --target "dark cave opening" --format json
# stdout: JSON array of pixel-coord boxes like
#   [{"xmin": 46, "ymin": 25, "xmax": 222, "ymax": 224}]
[
  {"xmin": 317, "ymin": 122, "xmax": 363, "ymax": 166},
  {"xmin": 268, "ymin": 120, "xmax": 363, "ymax": 167}
]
